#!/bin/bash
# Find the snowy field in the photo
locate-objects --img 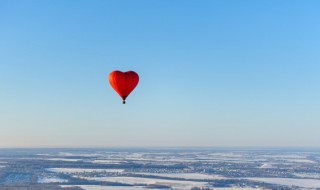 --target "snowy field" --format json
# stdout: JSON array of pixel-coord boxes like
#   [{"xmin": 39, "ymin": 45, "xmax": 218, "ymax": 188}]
[
  {"xmin": 293, "ymin": 172, "xmax": 320, "ymax": 179},
  {"xmin": 134, "ymin": 172, "xmax": 226, "ymax": 180},
  {"xmin": 91, "ymin": 160, "xmax": 122, "ymax": 164},
  {"xmin": 79, "ymin": 176, "xmax": 208, "ymax": 189},
  {"xmin": 1, "ymin": 148, "xmax": 320, "ymax": 189},
  {"xmin": 46, "ymin": 158, "xmax": 82, "ymax": 162},
  {"xmin": 48, "ymin": 168, "xmax": 125, "ymax": 173},
  {"xmin": 258, "ymin": 163, "xmax": 275, "ymax": 168},
  {"xmin": 61, "ymin": 185, "xmax": 164, "ymax": 190},
  {"xmin": 38, "ymin": 177, "xmax": 68, "ymax": 183},
  {"xmin": 246, "ymin": 177, "xmax": 320, "ymax": 188},
  {"xmin": 61, "ymin": 185, "xmax": 262, "ymax": 190}
]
